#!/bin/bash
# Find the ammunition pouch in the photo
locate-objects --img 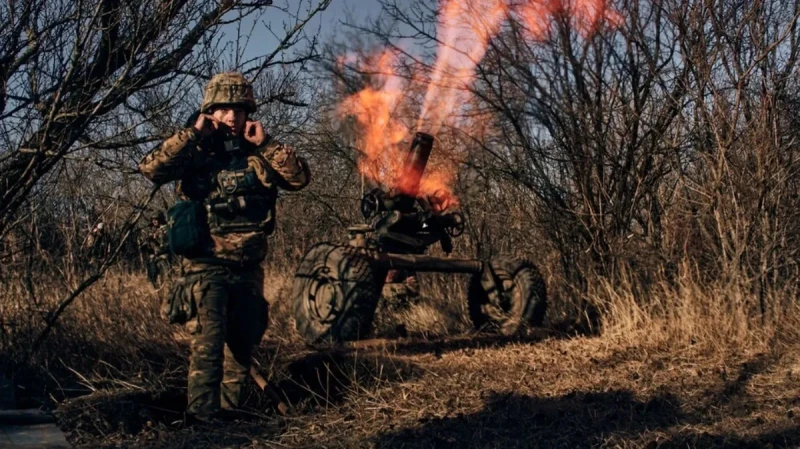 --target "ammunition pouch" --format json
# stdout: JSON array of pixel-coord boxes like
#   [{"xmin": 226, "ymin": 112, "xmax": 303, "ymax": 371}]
[
  {"xmin": 166, "ymin": 200, "xmax": 210, "ymax": 257},
  {"xmin": 162, "ymin": 275, "xmax": 198, "ymax": 324},
  {"xmin": 206, "ymin": 167, "xmax": 276, "ymax": 235}
]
